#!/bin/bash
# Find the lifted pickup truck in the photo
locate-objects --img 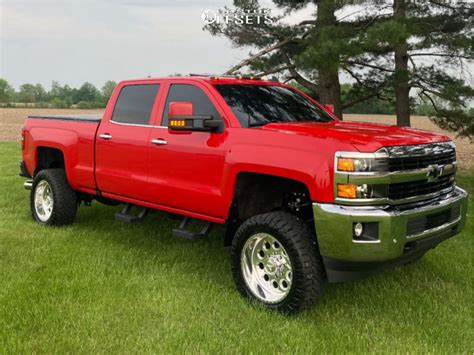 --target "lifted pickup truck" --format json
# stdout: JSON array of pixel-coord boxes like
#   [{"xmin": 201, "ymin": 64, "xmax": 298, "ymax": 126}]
[{"xmin": 20, "ymin": 76, "xmax": 468, "ymax": 314}]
